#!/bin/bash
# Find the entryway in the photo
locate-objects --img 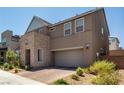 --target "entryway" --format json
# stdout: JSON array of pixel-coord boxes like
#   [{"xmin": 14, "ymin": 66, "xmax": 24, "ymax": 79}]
[{"xmin": 25, "ymin": 49, "xmax": 31, "ymax": 66}]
